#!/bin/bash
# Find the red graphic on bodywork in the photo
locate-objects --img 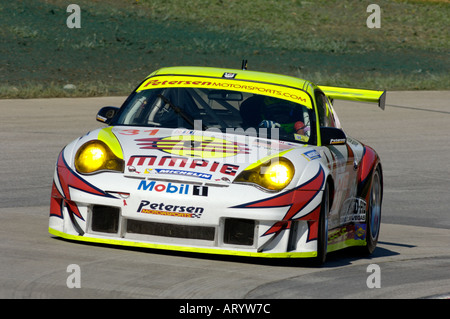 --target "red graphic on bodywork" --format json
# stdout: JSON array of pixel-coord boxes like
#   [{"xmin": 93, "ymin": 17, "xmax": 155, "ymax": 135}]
[
  {"xmin": 358, "ymin": 146, "xmax": 376, "ymax": 185},
  {"xmin": 50, "ymin": 181, "xmax": 64, "ymax": 218},
  {"xmin": 357, "ymin": 145, "xmax": 379, "ymax": 203},
  {"xmin": 50, "ymin": 150, "xmax": 116, "ymax": 220},
  {"xmin": 233, "ymin": 167, "xmax": 325, "ymax": 240}
]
